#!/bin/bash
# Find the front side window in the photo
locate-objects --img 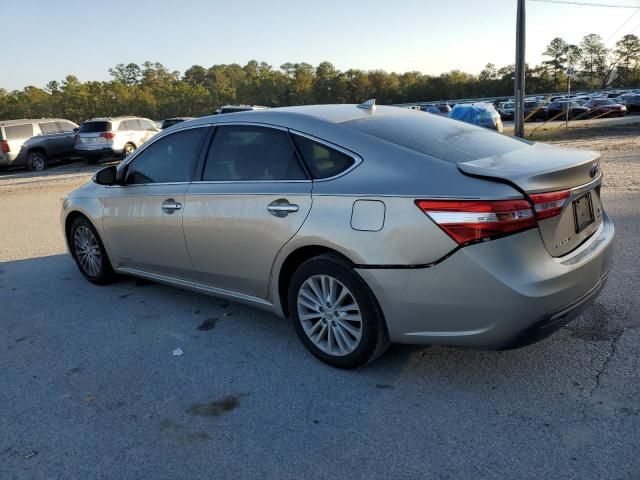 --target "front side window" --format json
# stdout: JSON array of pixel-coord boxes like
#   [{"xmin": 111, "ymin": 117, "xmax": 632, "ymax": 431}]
[
  {"xmin": 57, "ymin": 121, "xmax": 77, "ymax": 132},
  {"xmin": 39, "ymin": 122, "xmax": 59, "ymax": 134},
  {"xmin": 124, "ymin": 127, "xmax": 207, "ymax": 185},
  {"xmin": 202, "ymin": 125, "xmax": 306, "ymax": 181},
  {"xmin": 140, "ymin": 119, "xmax": 157, "ymax": 131},
  {"xmin": 291, "ymin": 135, "xmax": 355, "ymax": 179}
]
